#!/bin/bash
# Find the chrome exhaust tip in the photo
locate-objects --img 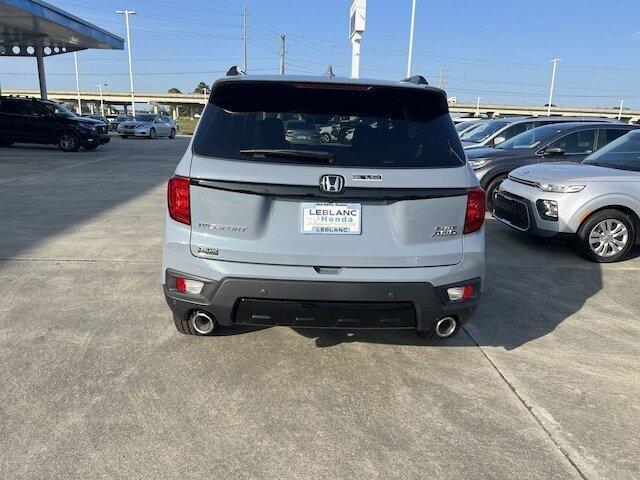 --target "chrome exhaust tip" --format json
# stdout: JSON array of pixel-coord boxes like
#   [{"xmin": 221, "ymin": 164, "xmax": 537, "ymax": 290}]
[
  {"xmin": 189, "ymin": 311, "xmax": 216, "ymax": 335},
  {"xmin": 435, "ymin": 316, "xmax": 458, "ymax": 339}
]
